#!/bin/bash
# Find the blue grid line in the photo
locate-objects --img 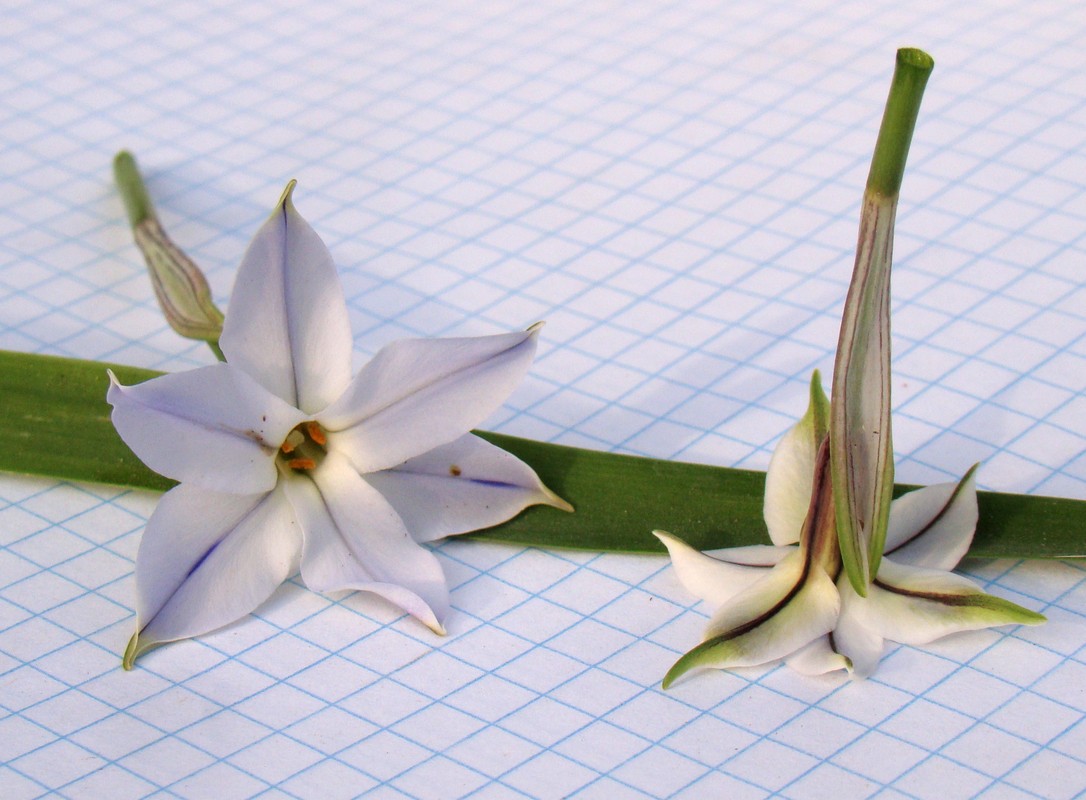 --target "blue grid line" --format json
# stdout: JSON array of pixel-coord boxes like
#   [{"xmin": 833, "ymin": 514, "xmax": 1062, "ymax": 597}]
[
  {"xmin": 0, "ymin": 512, "xmax": 1081, "ymax": 798},
  {"xmin": 12, "ymin": 18, "xmax": 1081, "ymax": 414},
  {"xmin": 3, "ymin": 0, "xmax": 1086, "ymax": 797},
  {"xmin": 4, "ymin": 484, "xmax": 1068, "ymax": 794},
  {"xmin": 627, "ymin": 562, "xmax": 1076, "ymax": 792},
  {"xmin": 2, "ymin": 0, "xmax": 1077, "ymax": 547},
  {"xmin": 12, "ymin": 540, "xmax": 672, "ymax": 795}
]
